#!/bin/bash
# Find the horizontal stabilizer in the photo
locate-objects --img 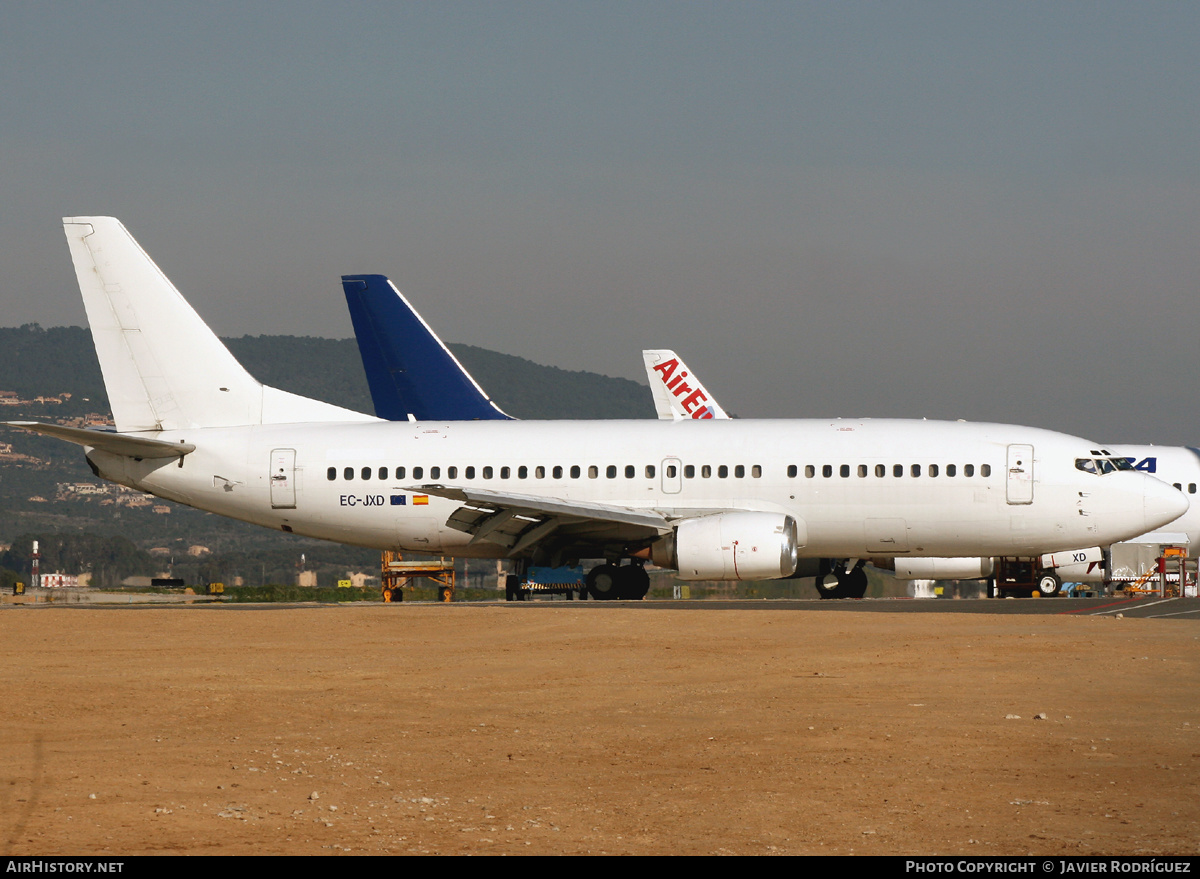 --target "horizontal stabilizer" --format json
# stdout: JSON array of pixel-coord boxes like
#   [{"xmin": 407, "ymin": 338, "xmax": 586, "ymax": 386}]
[
  {"xmin": 5, "ymin": 421, "xmax": 195, "ymax": 459},
  {"xmin": 343, "ymin": 275, "xmax": 511, "ymax": 421}
]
